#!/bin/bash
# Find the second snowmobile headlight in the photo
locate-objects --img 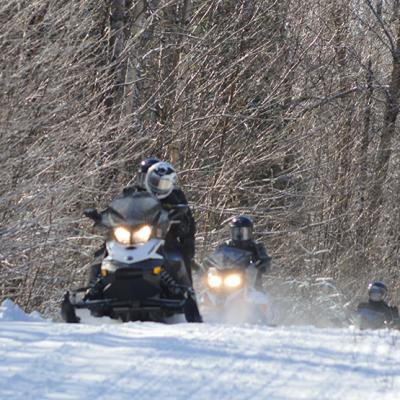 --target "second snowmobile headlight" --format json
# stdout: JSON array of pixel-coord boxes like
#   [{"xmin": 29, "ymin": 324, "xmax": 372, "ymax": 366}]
[
  {"xmin": 131, "ymin": 225, "xmax": 152, "ymax": 244},
  {"xmin": 224, "ymin": 273, "xmax": 242, "ymax": 288},
  {"xmin": 114, "ymin": 226, "xmax": 131, "ymax": 245}
]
